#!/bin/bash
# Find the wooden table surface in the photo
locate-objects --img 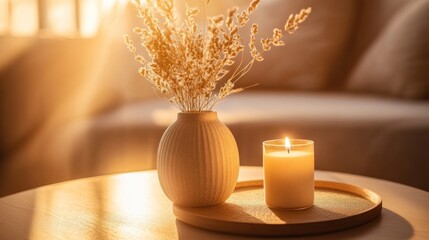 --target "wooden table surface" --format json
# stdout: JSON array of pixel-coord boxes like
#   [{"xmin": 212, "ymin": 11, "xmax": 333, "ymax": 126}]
[{"xmin": 0, "ymin": 166, "xmax": 428, "ymax": 240}]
